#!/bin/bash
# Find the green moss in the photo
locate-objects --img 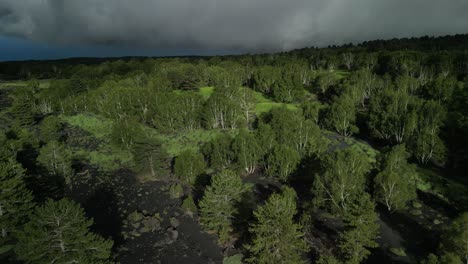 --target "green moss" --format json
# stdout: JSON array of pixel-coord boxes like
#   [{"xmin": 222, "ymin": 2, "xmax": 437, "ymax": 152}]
[
  {"xmin": 223, "ymin": 254, "xmax": 243, "ymax": 264},
  {"xmin": 169, "ymin": 183, "xmax": 184, "ymax": 199},
  {"xmin": 410, "ymin": 209, "xmax": 422, "ymax": 216},
  {"xmin": 412, "ymin": 201, "xmax": 423, "ymax": 209},
  {"xmin": 389, "ymin": 247, "xmax": 407, "ymax": 257}
]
